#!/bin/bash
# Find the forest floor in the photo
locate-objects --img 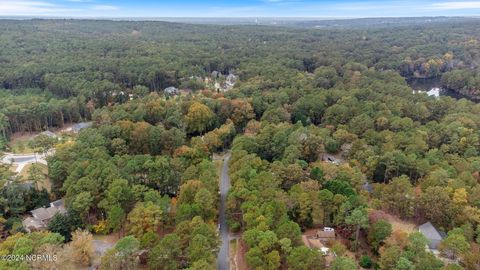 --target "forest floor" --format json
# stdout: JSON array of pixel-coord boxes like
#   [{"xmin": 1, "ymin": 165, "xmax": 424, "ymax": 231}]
[{"xmin": 8, "ymin": 132, "xmax": 37, "ymax": 154}]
